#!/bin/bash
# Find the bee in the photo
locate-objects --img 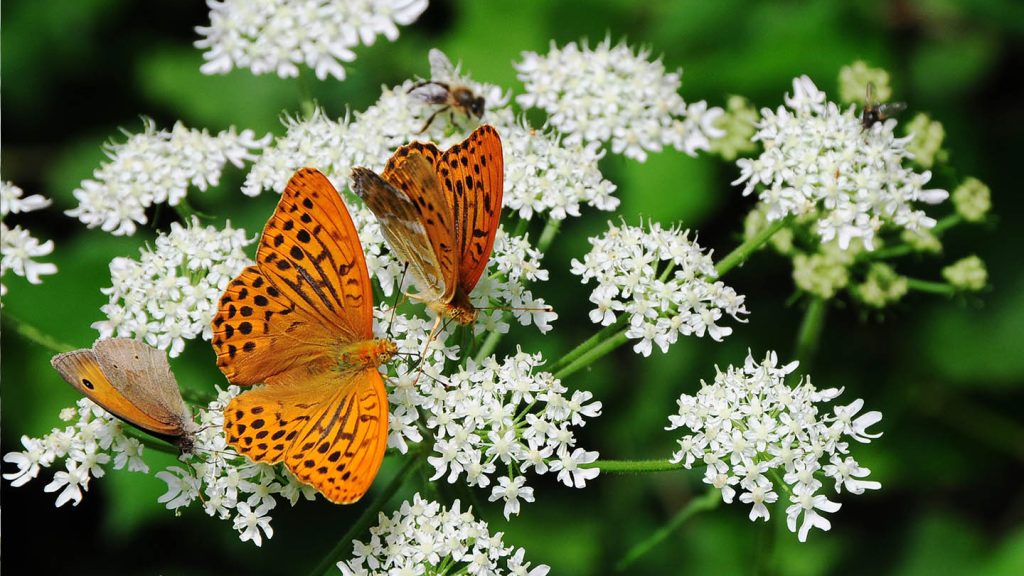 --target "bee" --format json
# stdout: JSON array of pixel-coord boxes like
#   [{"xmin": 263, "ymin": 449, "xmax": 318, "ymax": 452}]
[
  {"xmin": 861, "ymin": 82, "xmax": 906, "ymax": 129},
  {"xmin": 408, "ymin": 49, "xmax": 486, "ymax": 133}
]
